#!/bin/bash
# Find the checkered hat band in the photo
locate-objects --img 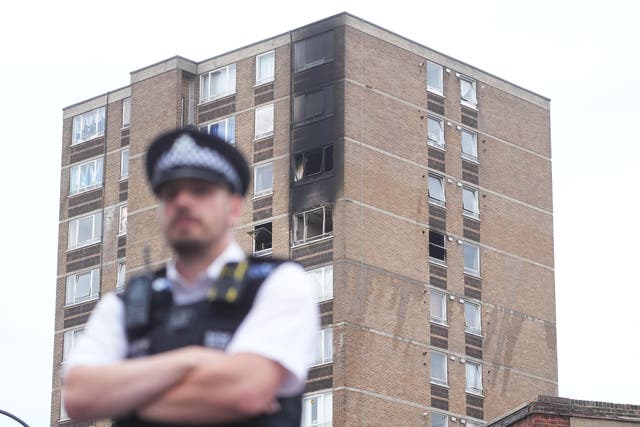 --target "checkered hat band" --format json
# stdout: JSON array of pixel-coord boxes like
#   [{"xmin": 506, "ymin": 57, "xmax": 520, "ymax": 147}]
[{"xmin": 153, "ymin": 134, "xmax": 241, "ymax": 193}]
